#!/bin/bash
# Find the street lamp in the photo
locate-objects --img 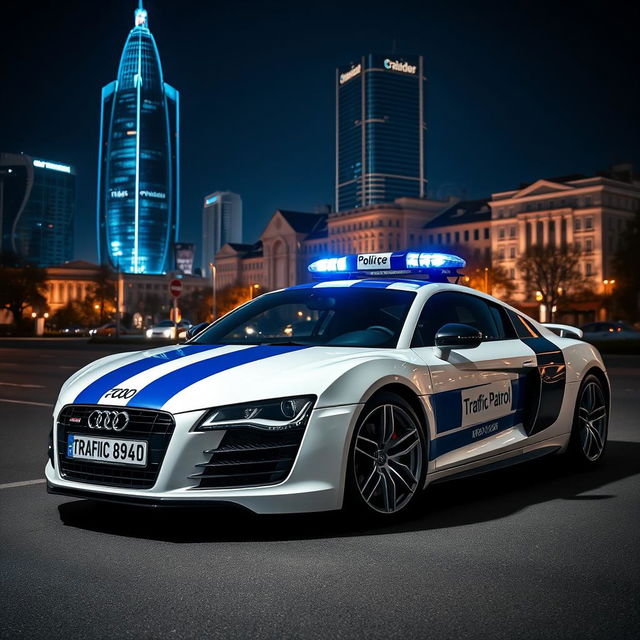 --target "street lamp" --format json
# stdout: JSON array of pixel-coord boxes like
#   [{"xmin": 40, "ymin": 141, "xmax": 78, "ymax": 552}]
[
  {"xmin": 250, "ymin": 283, "xmax": 260, "ymax": 300},
  {"xmin": 209, "ymin": 262, "xmax": 217, "ymax": 321},
  {"xmin": 602, "ymin": 279, "xmax": 616, "ymax": 321},
  {"xmin": 535, "ymin": 290, "xmax": 546, "ymax": 322}
]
